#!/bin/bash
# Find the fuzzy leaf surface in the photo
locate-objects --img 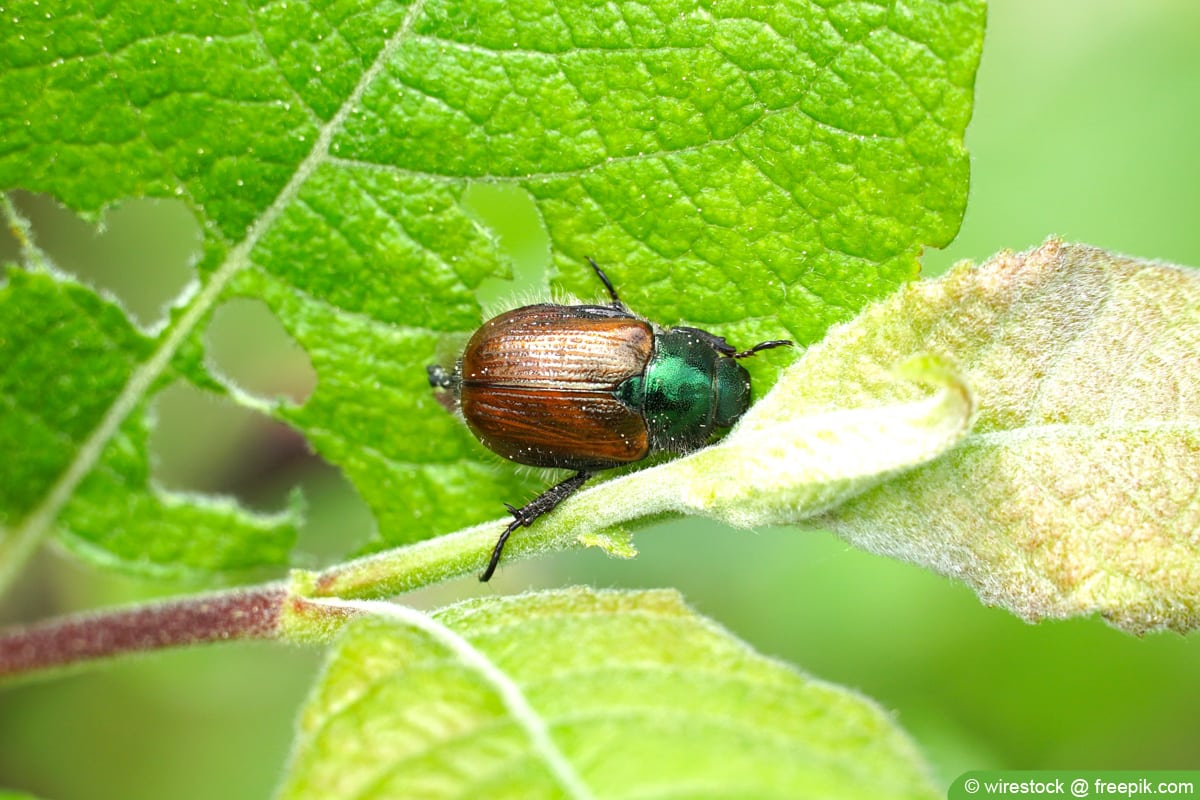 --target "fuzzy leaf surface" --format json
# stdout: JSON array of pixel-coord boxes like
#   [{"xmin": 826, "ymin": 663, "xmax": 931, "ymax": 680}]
[
  {"xmin": 278, "ymin": 588, "xmax": 937, "ymax": 800},
  {"xmin": 817, "ymin": 240, "xmax": 1200, "ymax": 633}
]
